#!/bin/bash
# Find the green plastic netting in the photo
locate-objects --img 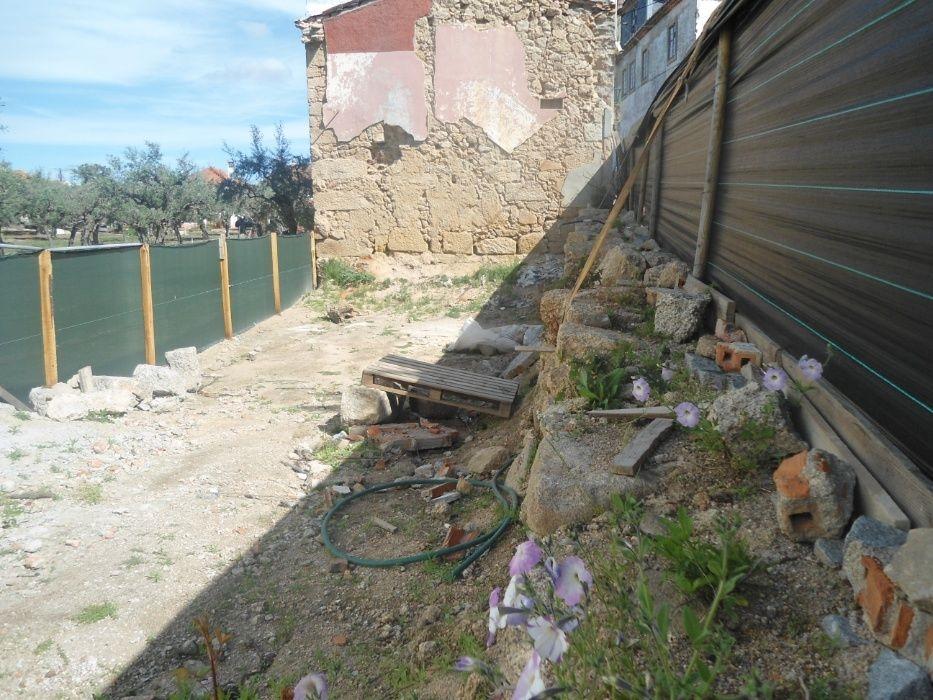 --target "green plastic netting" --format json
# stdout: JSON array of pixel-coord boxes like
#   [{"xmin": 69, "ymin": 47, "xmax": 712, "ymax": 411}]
[
  {"xmin": 227, "ymin": 237, "xmax": 275, "ymax": 334},
  {"xmin": 277, "ymin": 233, "xmax": 312, "ymax": 310},
  {"xmin": 51, "ymin": 247, "xmax": 145, "ymax": 383},
  {"xmin": 150, "ymin": 242, "xmax": 226, "ymax": 360},
  {"xmin": 0, "ymin": 252, "xmax": 45, "ymax": 402}
]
